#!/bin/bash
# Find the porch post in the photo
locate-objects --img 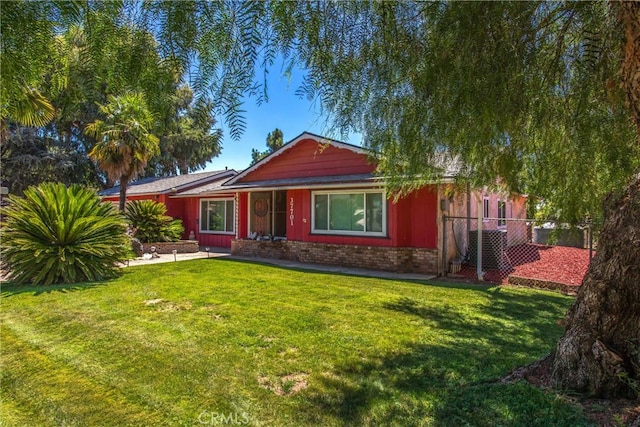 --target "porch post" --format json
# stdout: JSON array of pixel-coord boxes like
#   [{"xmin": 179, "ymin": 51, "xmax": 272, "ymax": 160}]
[{"xmin": 235, "ymin": 192, "xmax": 239, "ymax": 239}]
